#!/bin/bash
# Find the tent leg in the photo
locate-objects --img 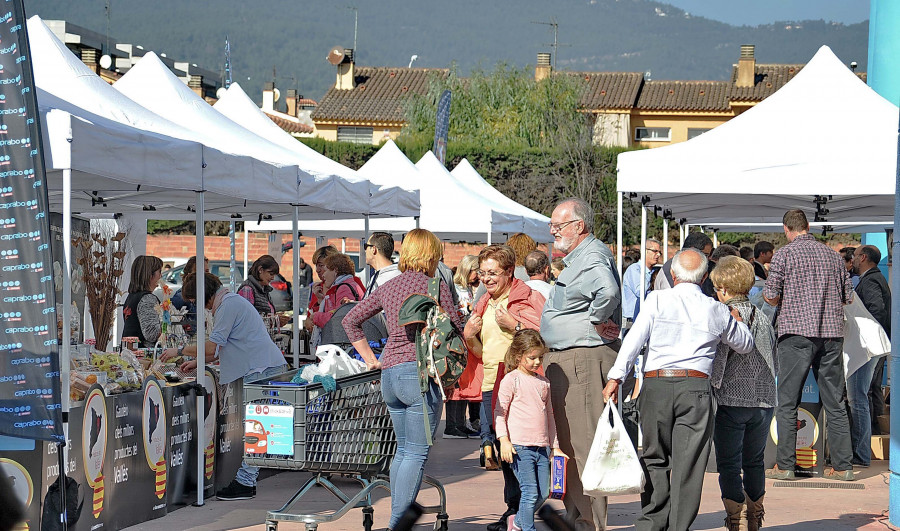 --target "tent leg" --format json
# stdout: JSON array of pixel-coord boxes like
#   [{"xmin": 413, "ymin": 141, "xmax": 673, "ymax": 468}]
[
  {"xmin": 616, "ymin": 191, "xmax": 623, "ymax": 278},
  {"xmin": 229, "ymin": 222, "xmax": 237, "ymax": 292},
  {"xmin": 243, "ymin": 227, "xmax": 249, "ymax": 281},
  {"xmin": 415, "ymin": 216, "xmax": 420, "ymax": 229},
  {"xmin": 362, "ymin": 215, "xmax": 370, "ymax": 285},
  {"xmin": 292, "ymin": 206, "xmax": 300, "ymax": 368},
  {"xmin": 662, "ymin": 218, "xmax": 669, "ymax": 261},
  {"xmin": 713, "ymin": 230, "xmax": 719, "ymax": 248},
  {"xmin": 889, "ymin": 92, "xmax": 900, "ymax": 527},
  {"xmin": 194, "ymin": 191, "xmax": 206, "ymax": 507},
  {"xmin": 61, "ymin": 169, "xmax": 72, "ymax": 531},
  {"xmin": 640, "ymin": 206, "xmax": 647, "ymax": 304}
]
